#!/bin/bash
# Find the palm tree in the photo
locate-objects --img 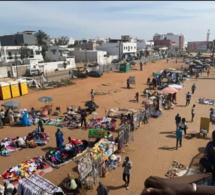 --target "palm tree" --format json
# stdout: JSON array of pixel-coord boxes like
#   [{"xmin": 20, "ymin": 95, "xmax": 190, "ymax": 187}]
[{"xmin": 35, "ymin": 30, "xmax": 49, "ymax": 60}]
